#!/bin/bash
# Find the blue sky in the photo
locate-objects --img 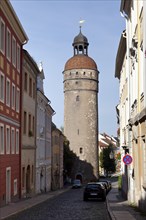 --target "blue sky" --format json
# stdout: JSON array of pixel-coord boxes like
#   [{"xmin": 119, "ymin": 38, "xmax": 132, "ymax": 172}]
[{"xmin": 10, "ymin": 0, "xmax": 125, "ymax": 136}]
